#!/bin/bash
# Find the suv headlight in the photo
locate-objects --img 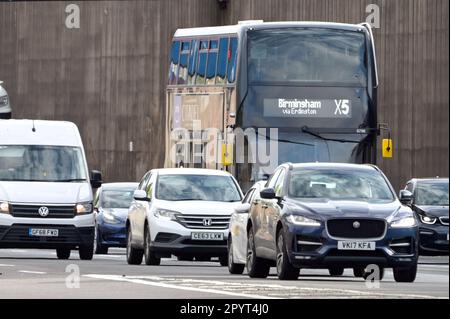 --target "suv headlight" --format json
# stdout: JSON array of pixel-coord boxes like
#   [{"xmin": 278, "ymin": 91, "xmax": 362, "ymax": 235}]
[
  {"xmin": 0, "ymin": 201, "xmax": 10, "ymax": 214},
  {"xmin": 419, "ymin": 214, "xmax": 437, "ymax": 225},
  {"xmin": 76, "ymin": 203, "xmax": 93, "ymax": 215},
  {"xmin": 154, "ymin": 209, "xmax": 179, "ymax": 221},
  {"xmin": 390, "ymin": 216, "xmax": 417, "ymax": 228},
  {"xmin": 287, "ymin": 215, "xmax": 321, "ymax": 227}
]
